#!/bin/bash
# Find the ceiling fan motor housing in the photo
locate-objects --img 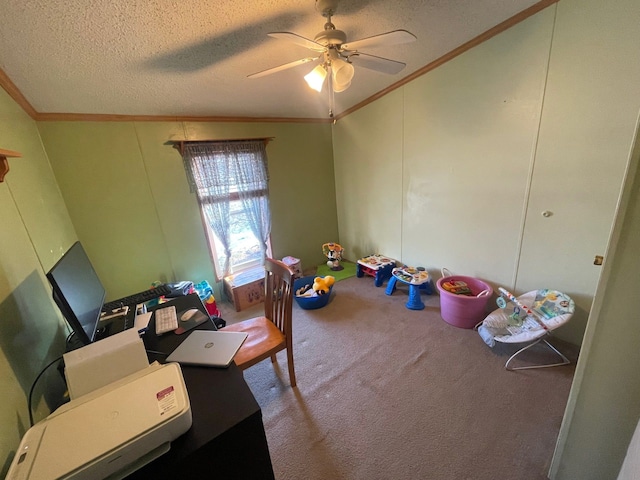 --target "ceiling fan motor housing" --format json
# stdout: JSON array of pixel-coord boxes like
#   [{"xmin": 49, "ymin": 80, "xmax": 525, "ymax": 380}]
[{"xmin": 314, "ymin": 28, "xmax": 346, "ymax": 47}]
